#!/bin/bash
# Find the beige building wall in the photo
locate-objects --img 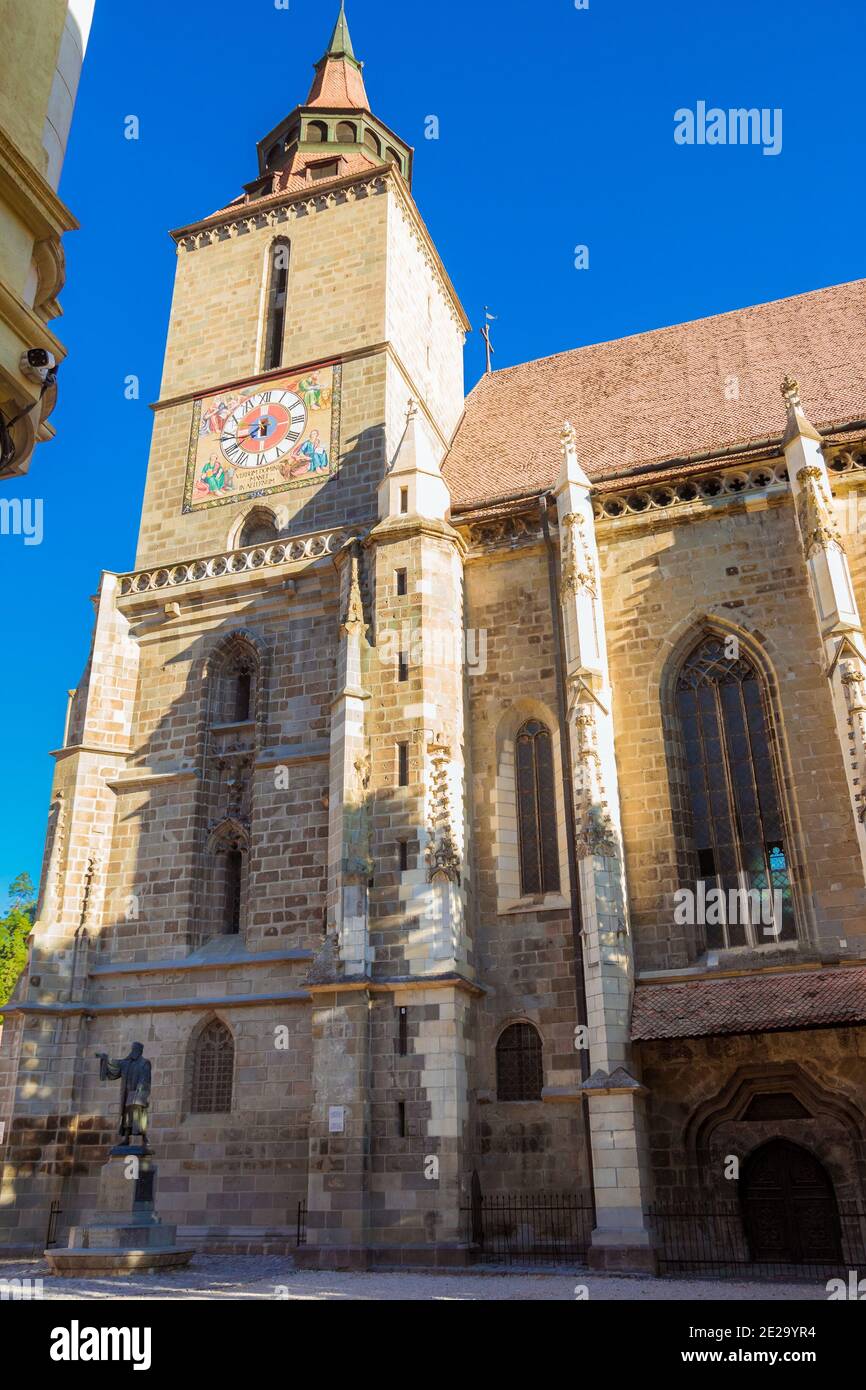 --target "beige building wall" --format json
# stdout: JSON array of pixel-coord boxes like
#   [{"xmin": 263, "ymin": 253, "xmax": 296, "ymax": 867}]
[{"xmin": 0, "ymin": 0, "xmax": 93, "ymax": 479}]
